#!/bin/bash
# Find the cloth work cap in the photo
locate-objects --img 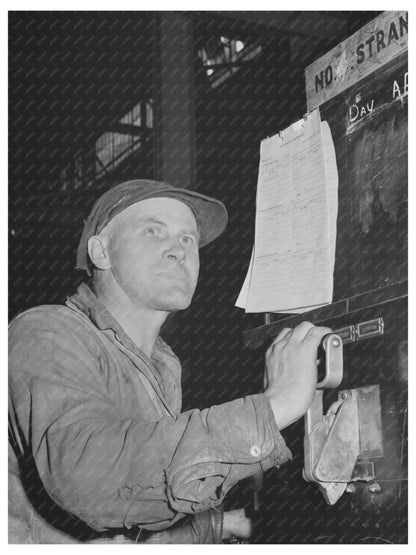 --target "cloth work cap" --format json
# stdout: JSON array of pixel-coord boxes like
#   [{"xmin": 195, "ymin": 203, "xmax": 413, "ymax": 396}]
[{"xmin": 76, "ymin": 179, "xmax": 228, "ymax": 275}]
